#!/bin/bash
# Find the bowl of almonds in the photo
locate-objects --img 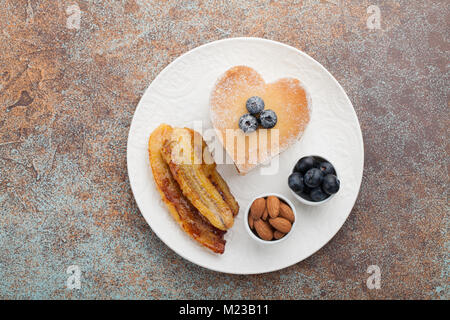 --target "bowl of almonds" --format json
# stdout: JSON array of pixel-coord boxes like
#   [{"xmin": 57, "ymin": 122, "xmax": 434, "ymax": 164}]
[{"xmin": 245, "ymin": 193, "xmax": 297, "ymax": 244}]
